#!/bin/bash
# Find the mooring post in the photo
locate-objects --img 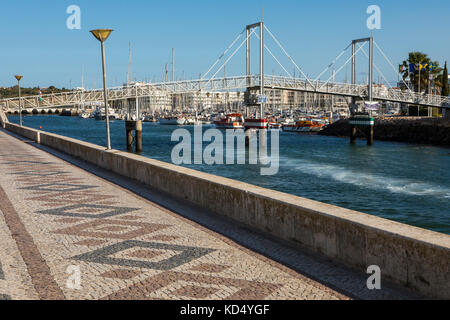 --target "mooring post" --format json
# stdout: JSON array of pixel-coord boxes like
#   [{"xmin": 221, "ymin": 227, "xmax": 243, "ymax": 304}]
[
  {"xmin": 350, "ymin": 125, "xmax": 357, "ymax": 144},
  {"xmin": 367, "ymin": 125, "xmax": 374, "ymax": 146},
  {"xmin": 125, "ymin": 120, "xmax": 134, "ymax": 152},
  {"xmin": 367, "ymin": 115, "xmax": 374, "ymax": 145},
  {"xmin": 125, "ymin": 120, "xmax": 143, "ymax": 153},
  {"xmin": 135, "ymin": 120, "xmax": 142, "ymax": 153},
  {"xmin": 349, "ymin": 102, "xmax": 357, "ymax": 144},
  {"xmin": 245, "ymin": 128, "xmax": 250, "ymax": 146},
  {"xmin": 245, "ymin": 128, "xmax": 257, "ymax": 147},
  {"xmin": 349, "ymin": 114, "xmax": 374, "ymax": 145}
]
